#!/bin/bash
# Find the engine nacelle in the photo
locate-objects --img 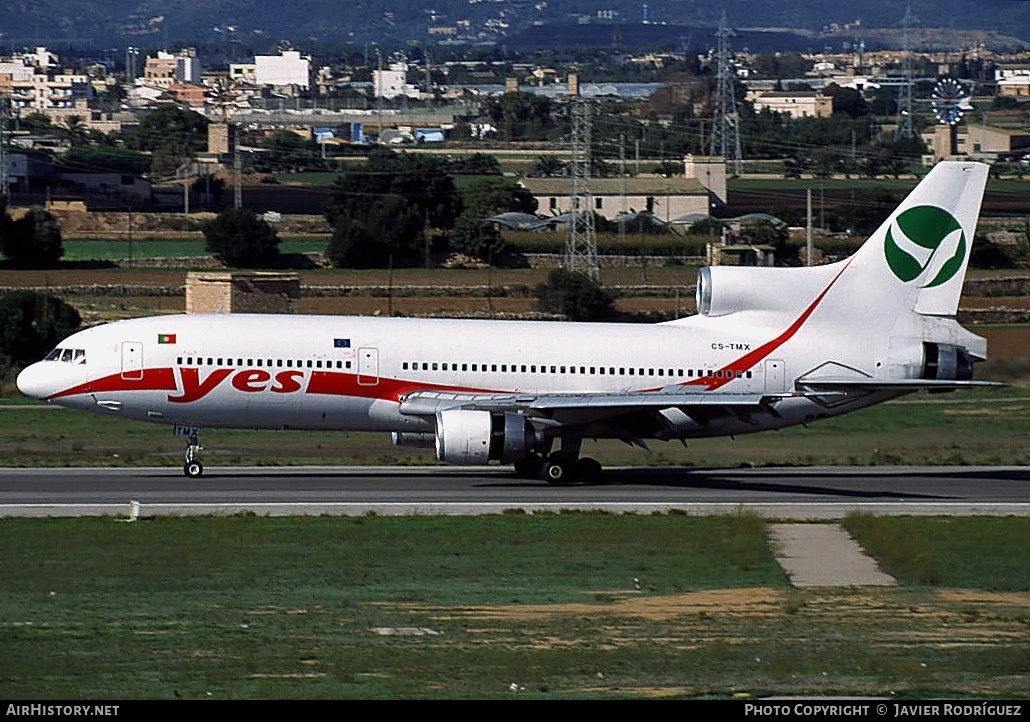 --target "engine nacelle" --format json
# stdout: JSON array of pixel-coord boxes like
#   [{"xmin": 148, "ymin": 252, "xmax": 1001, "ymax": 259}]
[
  {"xmin": 434, "ymin": 409, "xmax": 536, "ymax": 465},
  {"xmin": 695, "ymin": 264, "xmax": 840, "ymax": 317},
  {"xmin": 922, "ymin": 342, "xmax": 974, "ymax": 380}
]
